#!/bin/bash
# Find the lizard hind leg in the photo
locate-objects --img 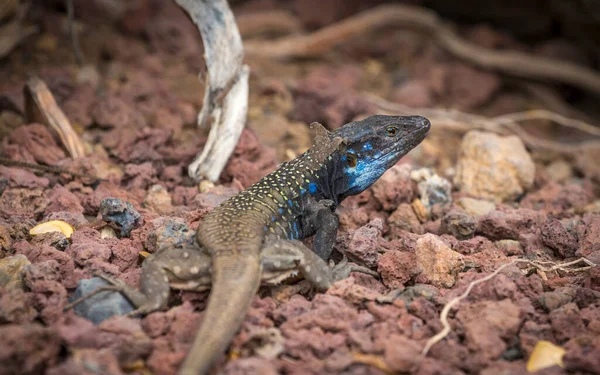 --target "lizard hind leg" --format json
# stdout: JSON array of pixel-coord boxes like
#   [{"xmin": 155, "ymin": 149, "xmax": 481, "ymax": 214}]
[{"xmin": 261, "ymin": 239, "xmax": 376, "ymax": 291}]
